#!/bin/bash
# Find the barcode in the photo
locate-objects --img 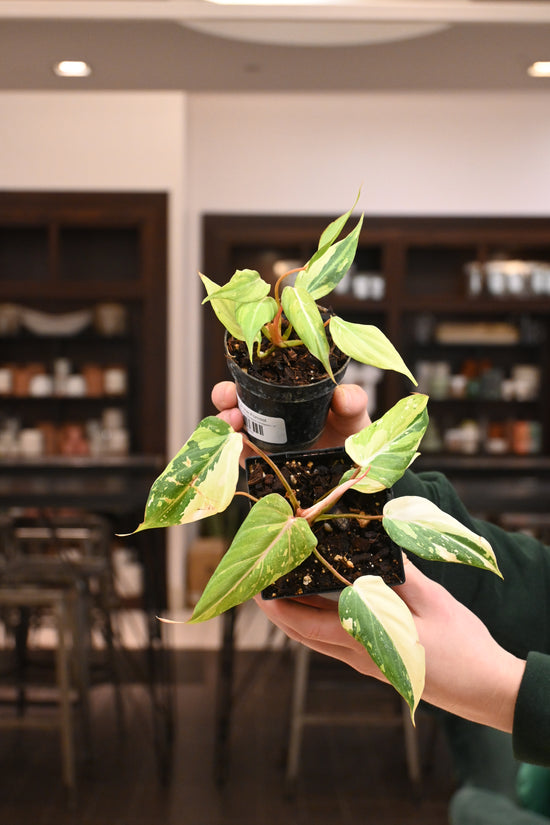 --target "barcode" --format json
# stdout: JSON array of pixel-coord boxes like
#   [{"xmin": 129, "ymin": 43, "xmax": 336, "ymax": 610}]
[{"xmin": 245, "ymin": 418, "xmax": 264, "ymax": 436}]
